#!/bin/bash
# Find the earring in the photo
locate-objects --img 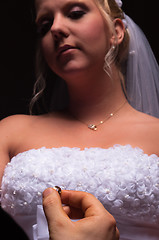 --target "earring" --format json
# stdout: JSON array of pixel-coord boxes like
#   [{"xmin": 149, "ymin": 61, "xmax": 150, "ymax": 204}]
[{"xmin": 103, "ymin": 45, "xmax": 116, "ymax": 77}]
